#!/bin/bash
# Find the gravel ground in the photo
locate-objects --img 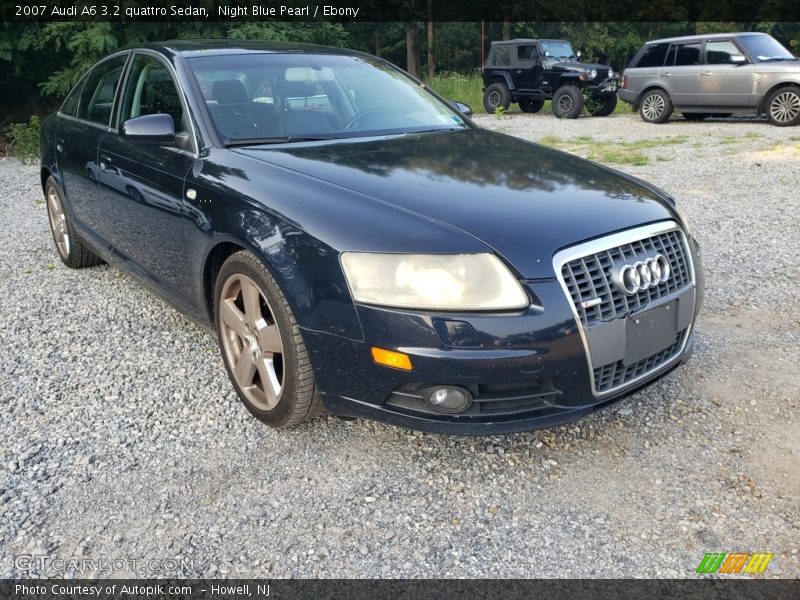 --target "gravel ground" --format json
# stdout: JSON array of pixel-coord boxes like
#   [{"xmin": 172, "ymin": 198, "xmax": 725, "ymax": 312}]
[{"xmin": 1, "ymin": 112, "xmax": 798, "ymax": 579}]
